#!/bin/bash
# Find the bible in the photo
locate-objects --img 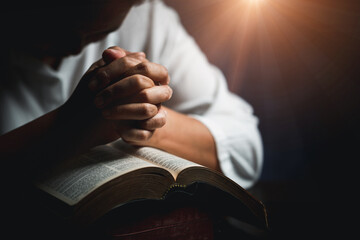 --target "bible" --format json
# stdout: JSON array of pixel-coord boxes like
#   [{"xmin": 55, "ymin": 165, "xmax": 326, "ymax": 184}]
[{"xmin": 34, "ymin": 140, "xmax": 268, "ymax": 231}]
